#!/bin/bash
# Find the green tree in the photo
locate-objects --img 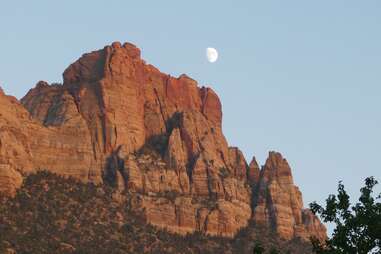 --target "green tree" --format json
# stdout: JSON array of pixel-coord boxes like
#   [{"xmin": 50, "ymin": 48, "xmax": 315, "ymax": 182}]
[
  {"xmin": 269, "ymin": 247, "xmax": 280, "ymax": 254},
  {"xmin": 253, "ymin": 242, "xmax": 265, "ymax": 254},
  {"xmin": 310, "ymin": 177, "xmax": 381, "ymax": 254}
]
